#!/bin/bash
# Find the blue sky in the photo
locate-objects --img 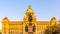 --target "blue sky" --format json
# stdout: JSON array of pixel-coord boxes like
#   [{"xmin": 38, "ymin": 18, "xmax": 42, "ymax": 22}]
[{"xmin": 0, "ymin": 0, "xmax": 60, "ymax": 30}]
